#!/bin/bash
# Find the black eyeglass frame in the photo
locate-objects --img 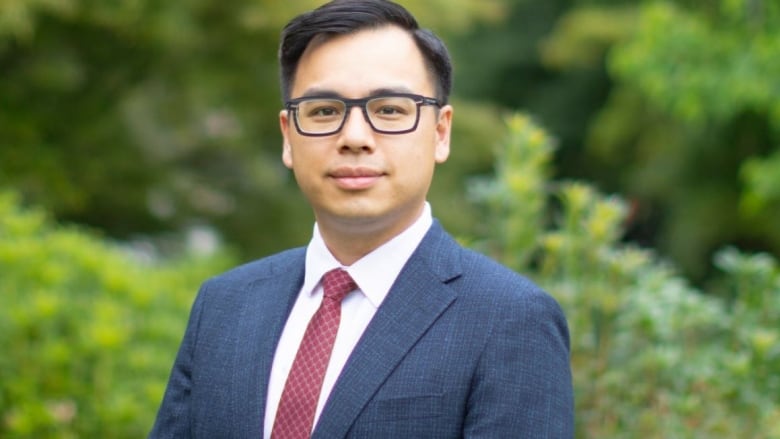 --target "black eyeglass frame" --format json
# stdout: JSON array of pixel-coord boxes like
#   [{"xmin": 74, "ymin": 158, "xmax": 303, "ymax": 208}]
[{"xmin": 285, "ymin": 93, "xmax": 442, "ymax": 137}]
